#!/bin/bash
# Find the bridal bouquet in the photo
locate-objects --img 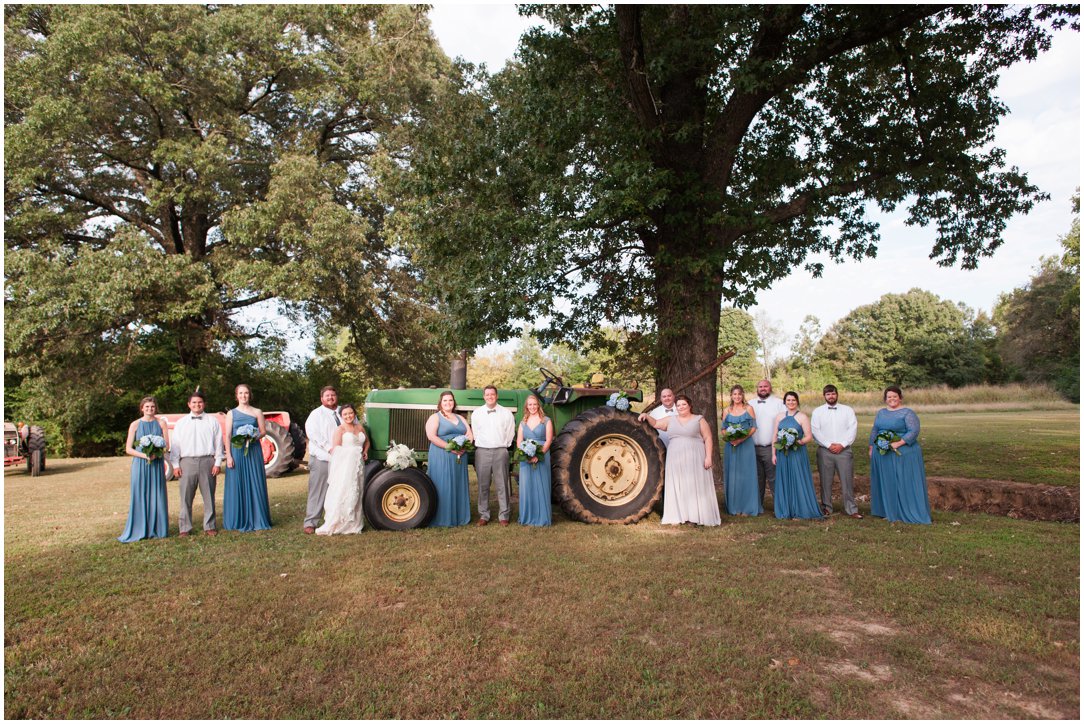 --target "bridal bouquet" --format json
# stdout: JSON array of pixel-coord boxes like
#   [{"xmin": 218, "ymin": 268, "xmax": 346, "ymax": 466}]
[
  {"xmin": 874, "ymin": 430, "xmax": 903, "ymax": 456},
  {"xmin": 231, "ymin": 424, "xmax": 260, "ymax": 456},
  {"xmin": 722, "ymin": 422, "xmax": 751, "ymax": 443},
  {"xmin": 774, "ymin": 426, "xmax": 802, "ymax": 454},
  {"xmin": 513, "ymin": 439, "xmax": 540, "ymax": 467},
  {"xmin": 137, "ymin": 434, "xmax": 167, "ymax": 460},
  {"xmin": 606, "ymin": 391, "xmax": 631, "ymax": 411},
  {"xmin": 445, "ymin": 435, "xmax": 475, "ymax": 463},
  {"xmin": 385, "ymin": 440, "xmax": 417, "ymax": 471}
]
